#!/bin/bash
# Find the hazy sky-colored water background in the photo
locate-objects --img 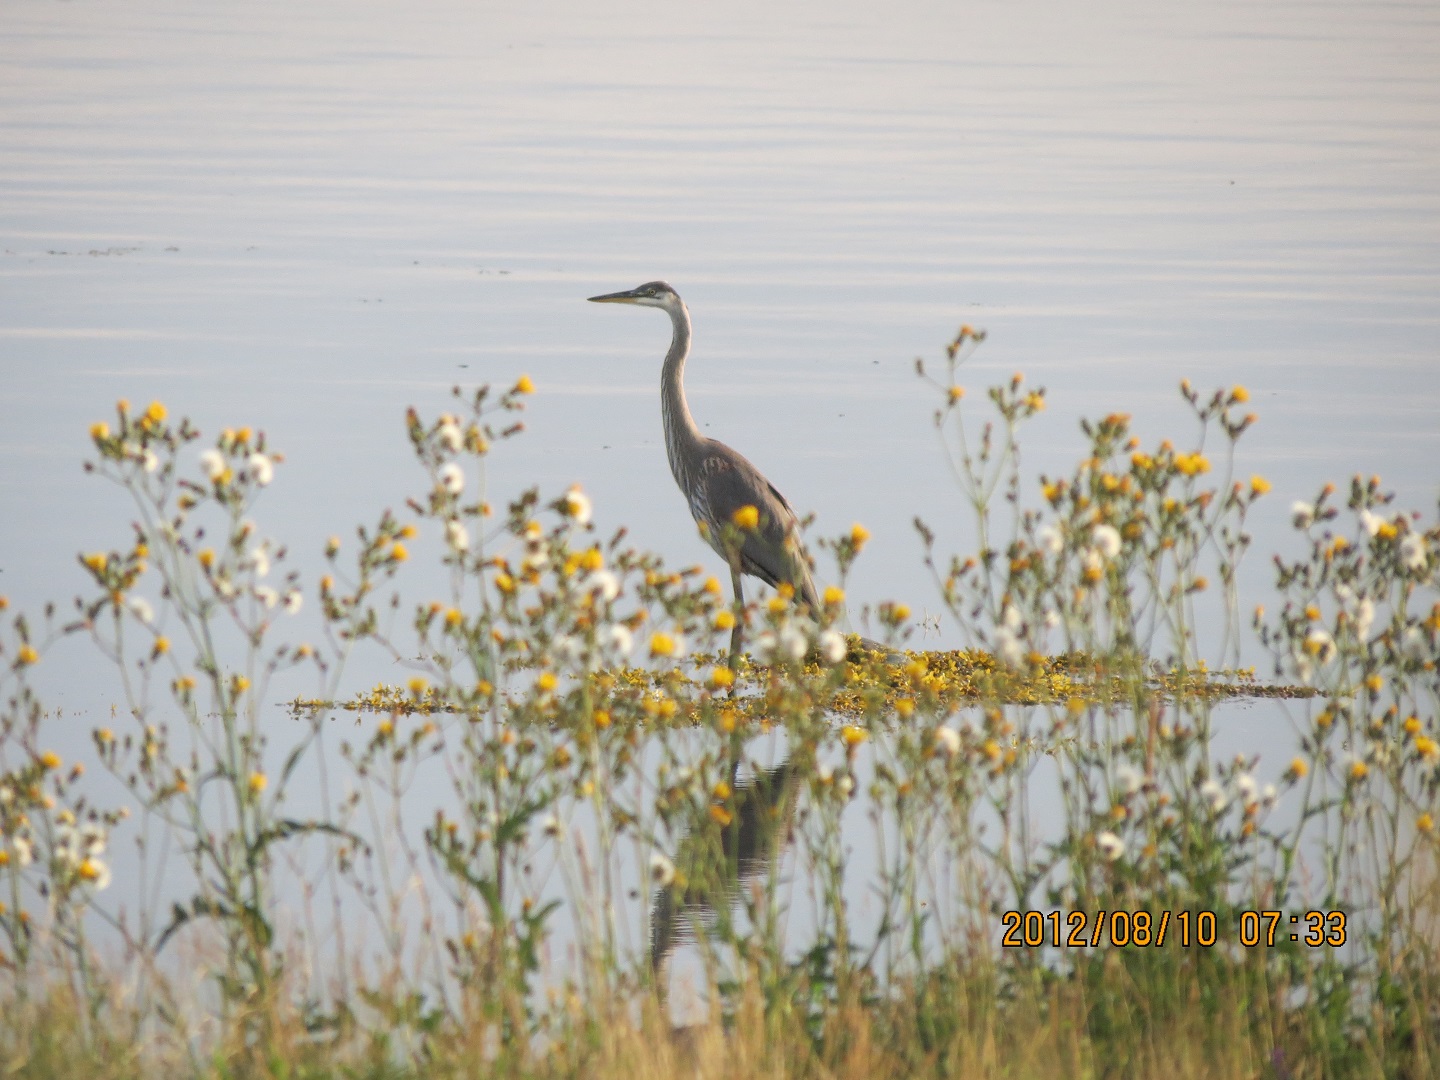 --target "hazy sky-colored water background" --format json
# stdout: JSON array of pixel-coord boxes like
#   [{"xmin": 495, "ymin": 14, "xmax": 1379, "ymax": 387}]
[{"xmin": 3, "ymin": 0, "xmax": 1439, "ymax": 989}]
